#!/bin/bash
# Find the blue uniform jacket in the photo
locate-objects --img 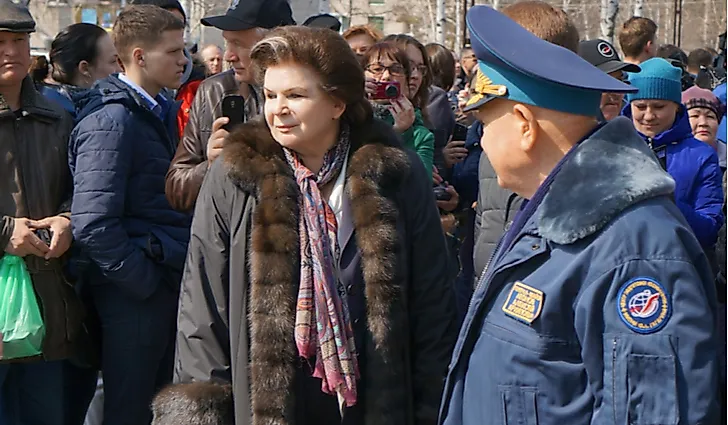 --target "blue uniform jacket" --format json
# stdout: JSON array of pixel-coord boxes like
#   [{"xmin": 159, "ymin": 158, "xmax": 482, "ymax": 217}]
[
  {"xmin": 623, "ymin": 105, "xmax": 724, "ymax": 248},
  {"xmin": 440, "ymin": 117, "xmax": 719, "ymax": 425},
  {"xmin": 68, "ymin": 75, "xmax": 191, "ymax": 300}
]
